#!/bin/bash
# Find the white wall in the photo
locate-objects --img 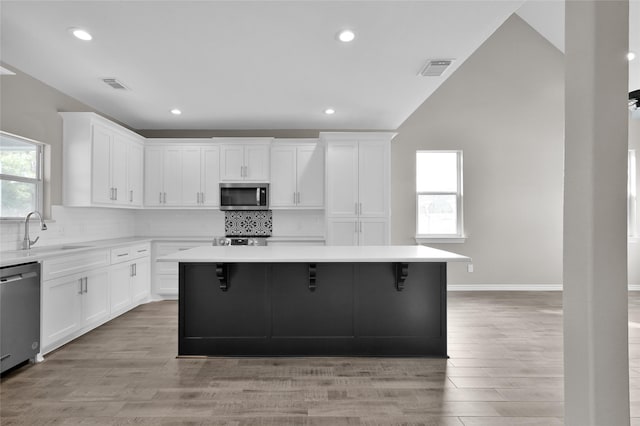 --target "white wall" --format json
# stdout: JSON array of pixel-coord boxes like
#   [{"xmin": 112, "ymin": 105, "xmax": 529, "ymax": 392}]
[{"xmin": 391, "ymin": 15, "xmax": 565, "ymax": 286}]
